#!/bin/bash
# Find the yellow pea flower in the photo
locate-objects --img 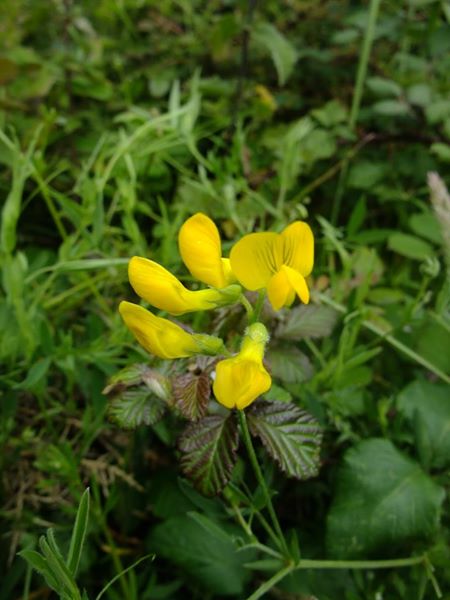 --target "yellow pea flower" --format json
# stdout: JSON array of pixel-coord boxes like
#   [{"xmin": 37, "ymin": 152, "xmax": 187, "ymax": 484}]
[
  {"xmin": 128, "ymin": 256, "xmax": 240, "ymax": 316},
  {"xmin": 119, "ymin": 301, "xmax": 224, "ymax": 359},
  {"xmin": 213, "ymin": 323, "xmax": 271, "ymax": 410},
  {"xmin": 178, "ymin": 212, "xmax": 236, "ymax": 289},
  {"xmin": 229, "ymin": 221, "xmax": 314, "ymax": 311}
]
